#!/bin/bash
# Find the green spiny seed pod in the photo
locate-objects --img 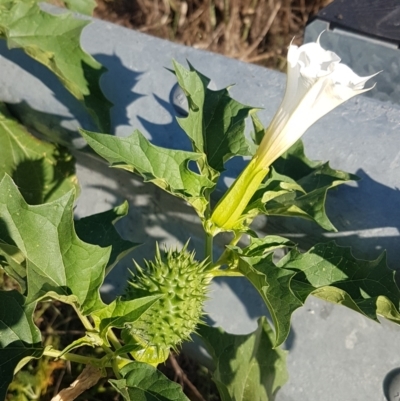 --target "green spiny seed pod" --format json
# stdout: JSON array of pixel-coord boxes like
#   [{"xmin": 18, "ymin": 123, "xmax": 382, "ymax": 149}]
[{"xmin": 123, "ymin": 243, "xmax": 212, "ymax": 365}]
